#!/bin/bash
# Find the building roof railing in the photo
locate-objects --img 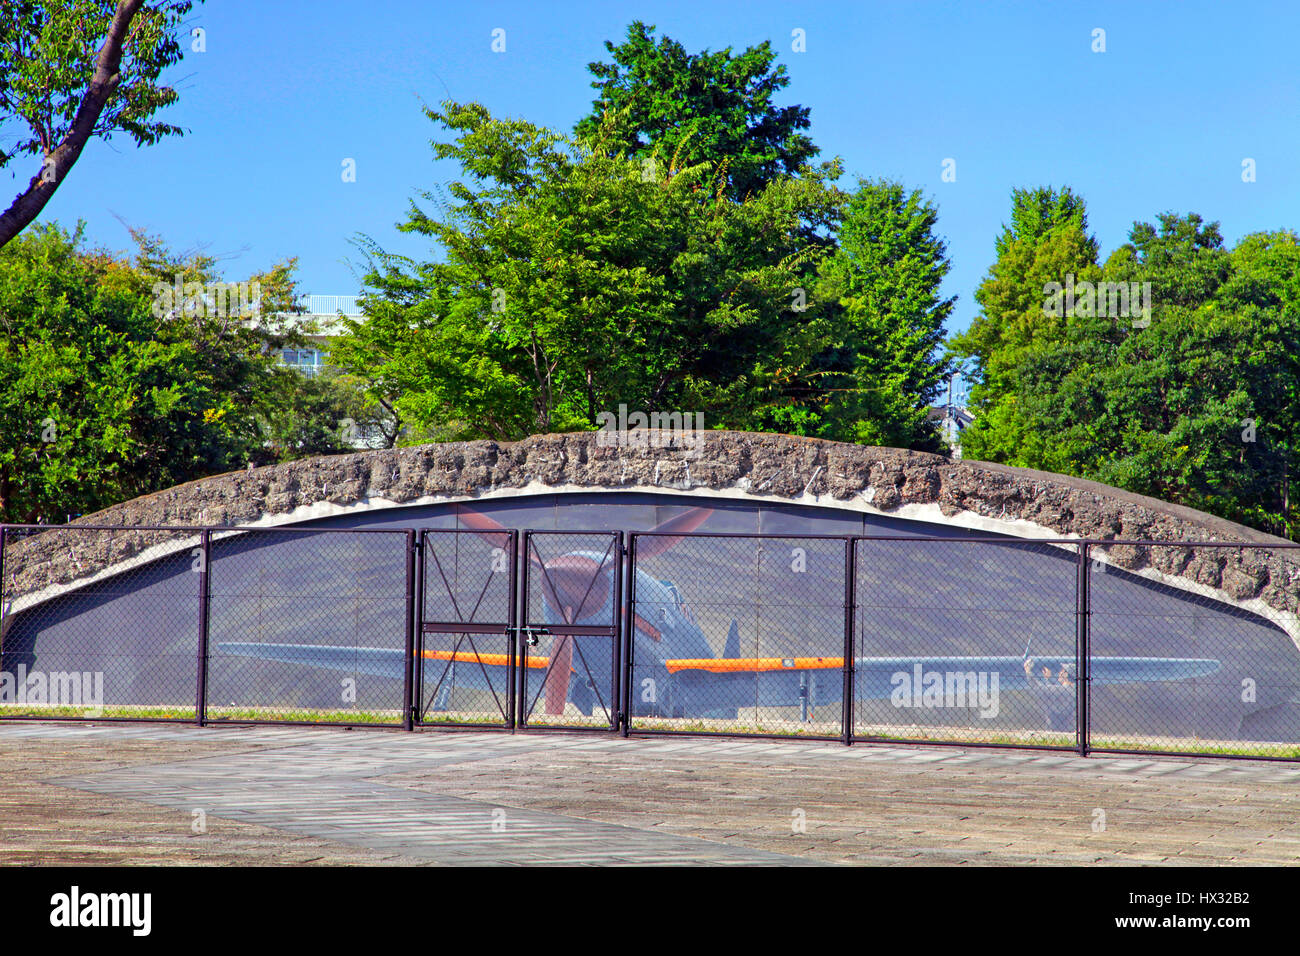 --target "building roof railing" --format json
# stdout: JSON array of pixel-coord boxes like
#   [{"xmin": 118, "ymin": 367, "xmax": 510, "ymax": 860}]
[
  {"xmin": 296, "ymin": 294, "xmax": 363, "ymax": 317},
  {"xmin": 259, "ymin": 294, "xmax": 364, "ymax": 338}
]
